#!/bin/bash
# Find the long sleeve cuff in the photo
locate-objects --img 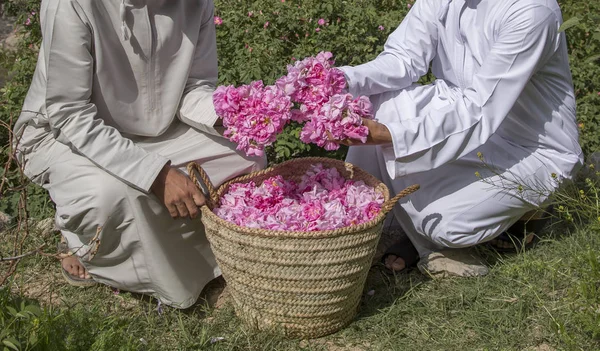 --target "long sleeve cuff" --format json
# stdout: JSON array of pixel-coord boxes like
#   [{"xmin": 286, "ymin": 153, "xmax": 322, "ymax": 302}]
[
  {"xmin": 379, "ymin": 120, "xmax": 407, "ymax": 179},
  {"xmin": 178, "ymin": 89, "xmax": 221, "ymax": 137},
  {"xmin": 136, "ymin": 155, "xmax": 171, "ymax": 193},
  {"xmin": 338, "ymin": 66, "xmax": 359, "ymax": 98}
]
